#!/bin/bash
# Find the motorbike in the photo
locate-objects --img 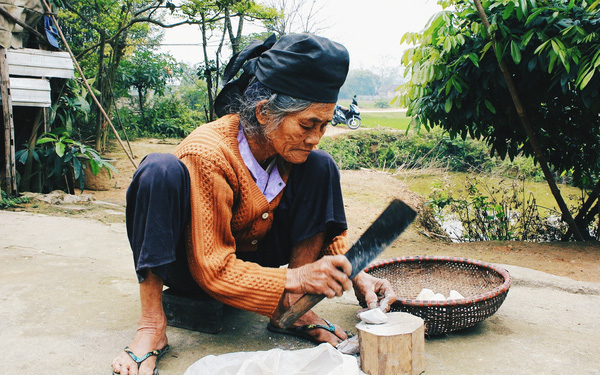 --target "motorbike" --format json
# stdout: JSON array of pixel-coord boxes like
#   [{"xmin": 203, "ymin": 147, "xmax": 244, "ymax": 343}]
[{"xmin": 332, "ymin": 95, "xmax": 361, "ymax": 129}]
